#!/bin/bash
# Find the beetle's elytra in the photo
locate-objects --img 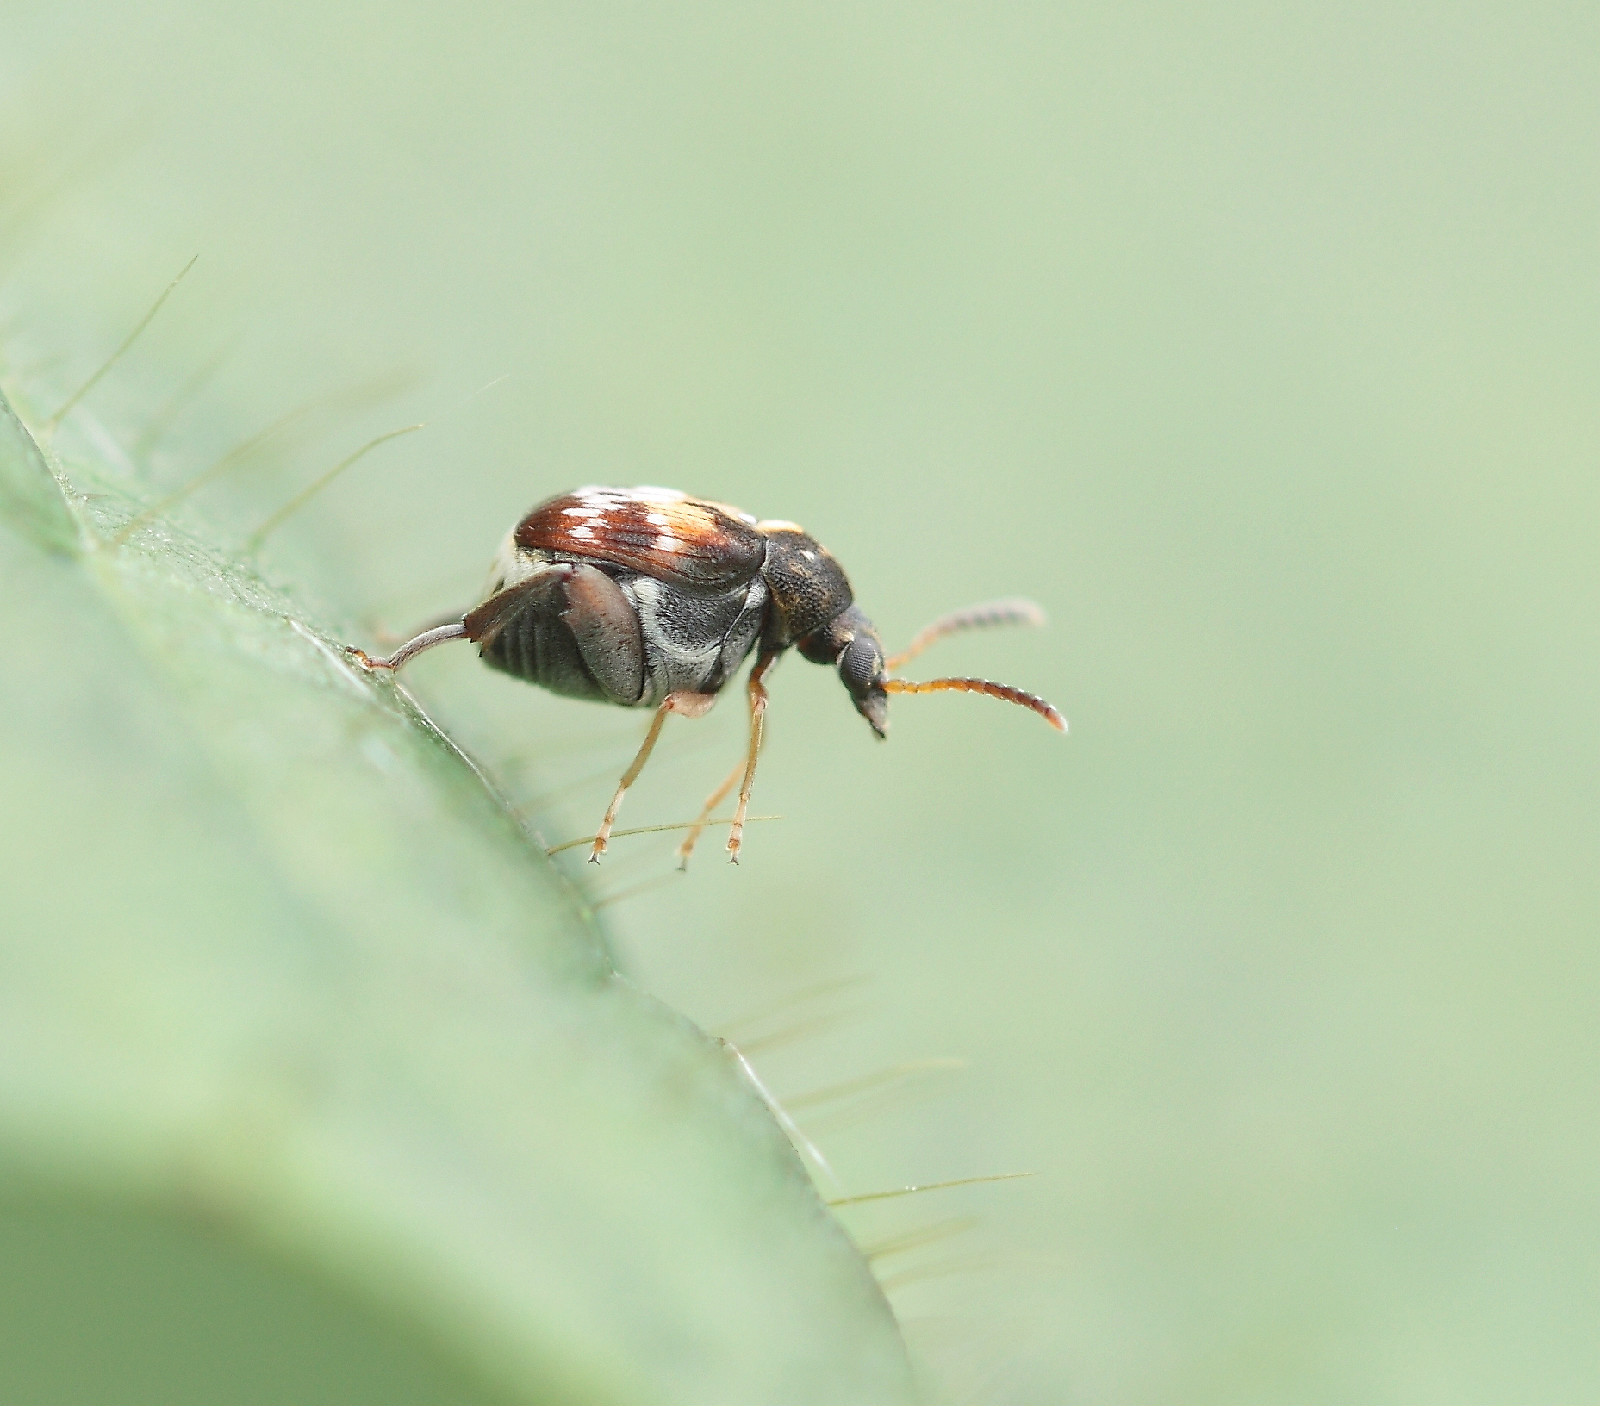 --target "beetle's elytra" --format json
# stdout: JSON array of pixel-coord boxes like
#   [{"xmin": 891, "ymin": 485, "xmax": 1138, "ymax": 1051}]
[{"xmin": 351, "ymin": 485, "xmax": 1065, "ymax": 865}]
